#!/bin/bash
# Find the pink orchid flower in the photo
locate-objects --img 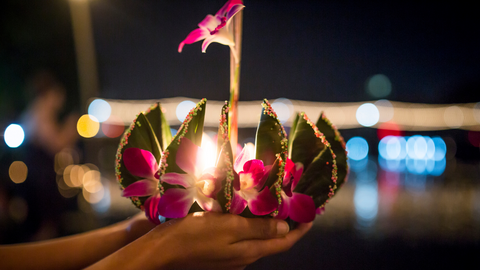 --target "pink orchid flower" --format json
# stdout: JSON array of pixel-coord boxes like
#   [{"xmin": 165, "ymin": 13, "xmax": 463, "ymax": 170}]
[
  {"xmin": 158, "ymin": 137, "xmax": 222, "ymax": 218},
  {"xmin": 178, "ymin": 0, "xmax": 244, "ymax": 61},
  {"xmin": 122, "ymin": 148, "xmax": 162, "ymax": 224},
  {"xmin": 276, "ymin": 159, "xmax": 316, "ymax": 223},
  {"xmin": 230, "ymin": 145, "xmax": 278, "ymax": 215}
]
